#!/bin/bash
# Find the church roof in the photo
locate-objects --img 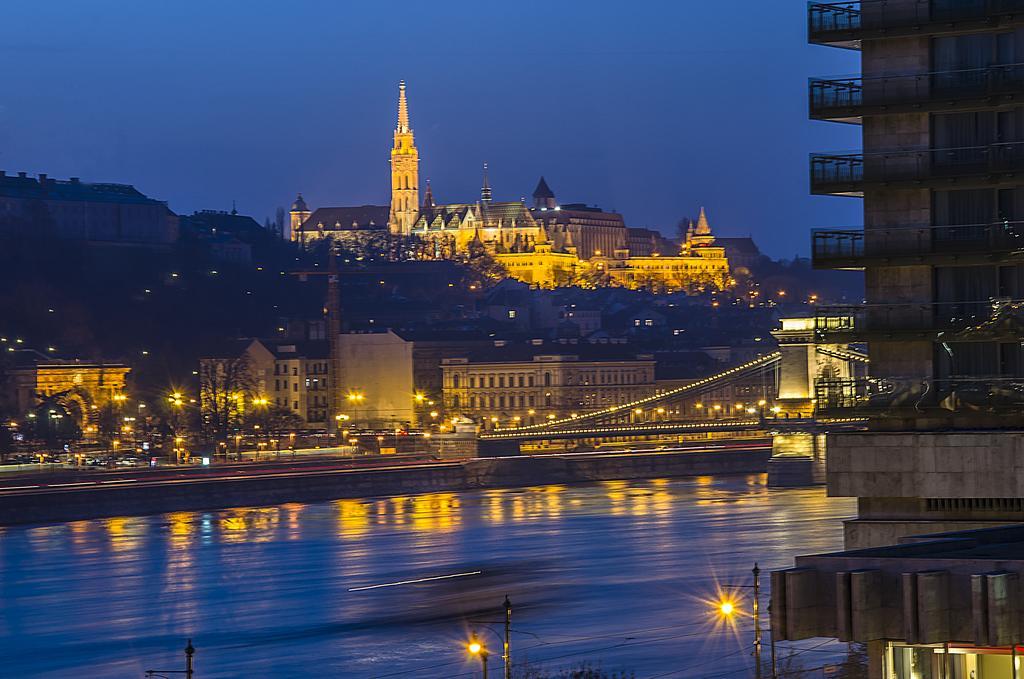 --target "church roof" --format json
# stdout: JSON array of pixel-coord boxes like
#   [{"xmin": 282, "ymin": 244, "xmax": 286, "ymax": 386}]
[
  {"xmin": 532, "ymin": 176, "xmax": 554, "ymax": 199},
  {"xmin": 302, "ymin": 206, "xmax": 389, "ymax": 231},
  {"xmin": 291, "ymin": 193, "xmax": 308, "ymax": 212}
]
